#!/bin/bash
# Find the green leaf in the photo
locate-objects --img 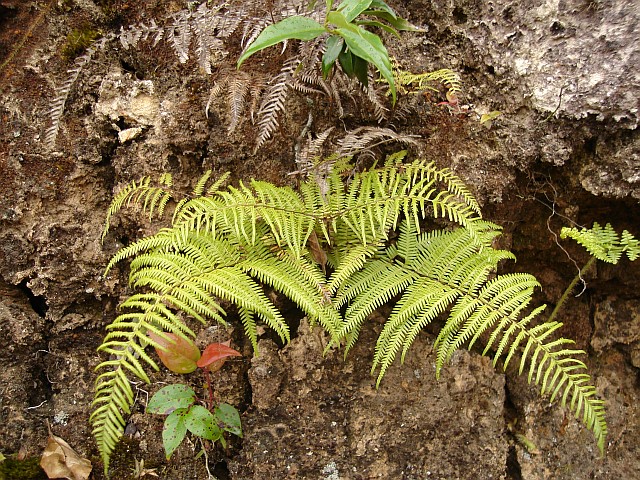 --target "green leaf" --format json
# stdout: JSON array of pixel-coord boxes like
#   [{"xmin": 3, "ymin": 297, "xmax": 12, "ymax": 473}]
[
  {"xmin": 147, "ymin": 384, "xmax": 196, "ymax": 415},
  {"xmin": 163, "ymin": 408, "xmax": 188, "ymax": 459},
  {"xmin": 353, "ymin": 53, "xmax": 369, "ymax": 87},
  {"xmin": 336, "ymin": 0, "xmax": 374, "ymax": 22},
  {"xmin": 322, "ymin": 36, "xmax": 344, "ymax": 78},
  {"xmin": 354, "ymin": 19, "xmax": 401, "ymax": 38},
  {"xmin": 480, "ymin": 111, "xmax": 502, "ymax": 128},
  {"xmin": 338, "ymin": 49, "xmax": 355, "ymax": 77},
  {"xmin": 368, "ymin": 0, "xmax": 397, "ymax": 18},
  {"xmin": 237, "ymin": 17, "xmax": 326, "ymax": 68},
  {"xmin": 331, "ymin": 19, "xmax": 396, "ymax": 103},
  {"xmin": 215, "ymin": 403, "xmax": 243, "ymax": 438},
  {"xmin": 184, "ymin": 405, "xmax": 223, "ymax": 441}
]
